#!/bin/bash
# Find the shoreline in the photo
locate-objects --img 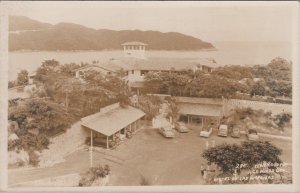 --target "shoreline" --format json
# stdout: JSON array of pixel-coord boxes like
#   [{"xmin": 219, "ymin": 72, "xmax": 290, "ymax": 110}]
[{"xmin": 9, "ymin": 48, "xmax": 218, "ymax": 53}]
